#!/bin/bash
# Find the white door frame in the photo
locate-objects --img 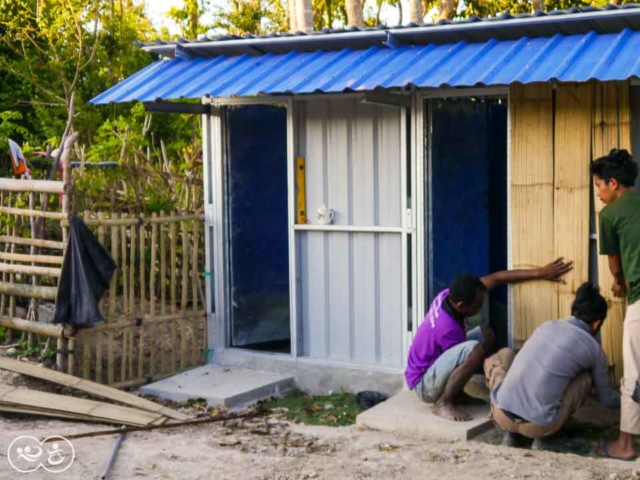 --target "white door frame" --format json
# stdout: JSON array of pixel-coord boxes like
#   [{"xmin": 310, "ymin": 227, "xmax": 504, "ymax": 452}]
[{"xmin": 202, "ymin": 96, "xmax": 298, "ymax": 357}]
